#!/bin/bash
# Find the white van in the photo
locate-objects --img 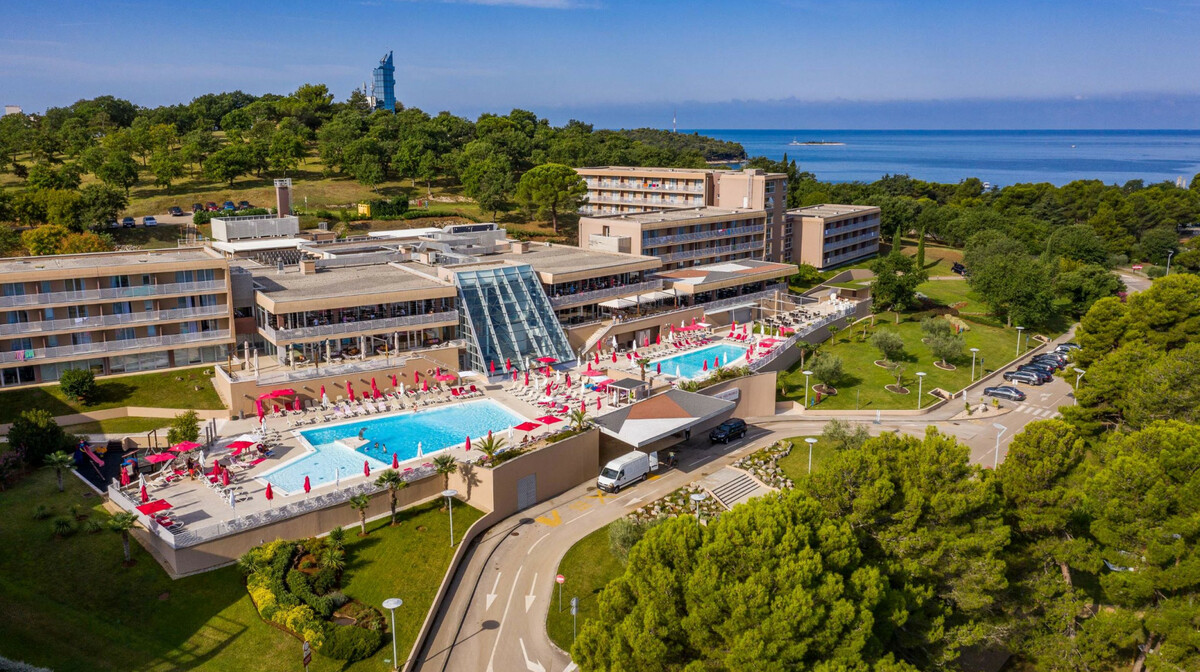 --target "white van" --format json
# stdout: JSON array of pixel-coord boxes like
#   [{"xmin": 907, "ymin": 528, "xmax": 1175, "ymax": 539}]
[{"xmin": 597, "ymin": 451, "xmax": 651, "ymax": 493}]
